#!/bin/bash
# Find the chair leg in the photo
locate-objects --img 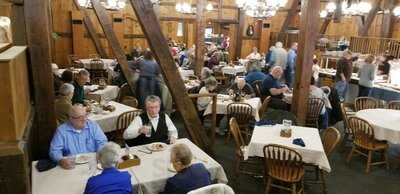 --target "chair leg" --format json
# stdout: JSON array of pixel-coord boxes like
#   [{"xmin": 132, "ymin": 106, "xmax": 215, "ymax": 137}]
[
  {"xmin": 264, "ymin": 177, "xmax": 272, "ymax": 194},
  {"xmin": 346, "ymin": 146, "xmax": 355, "ymax": 163},
  {"xmin": 292, "ymin": 183, "xmax": 297, "ymax": 194},
  {"xmin": 225, "ymin": 131, "xmax": 231, "ymax": 144},
  {"xmin": 366, "ymin": 150, "xmax": 372, "ymax": 173},
  {"xmin": 384, "ymin": 149, "xmax": 389, "ymax": 170},
  {"xmin": 320, "ymin": 170, "xmax": 327, "ymax": 194}
]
